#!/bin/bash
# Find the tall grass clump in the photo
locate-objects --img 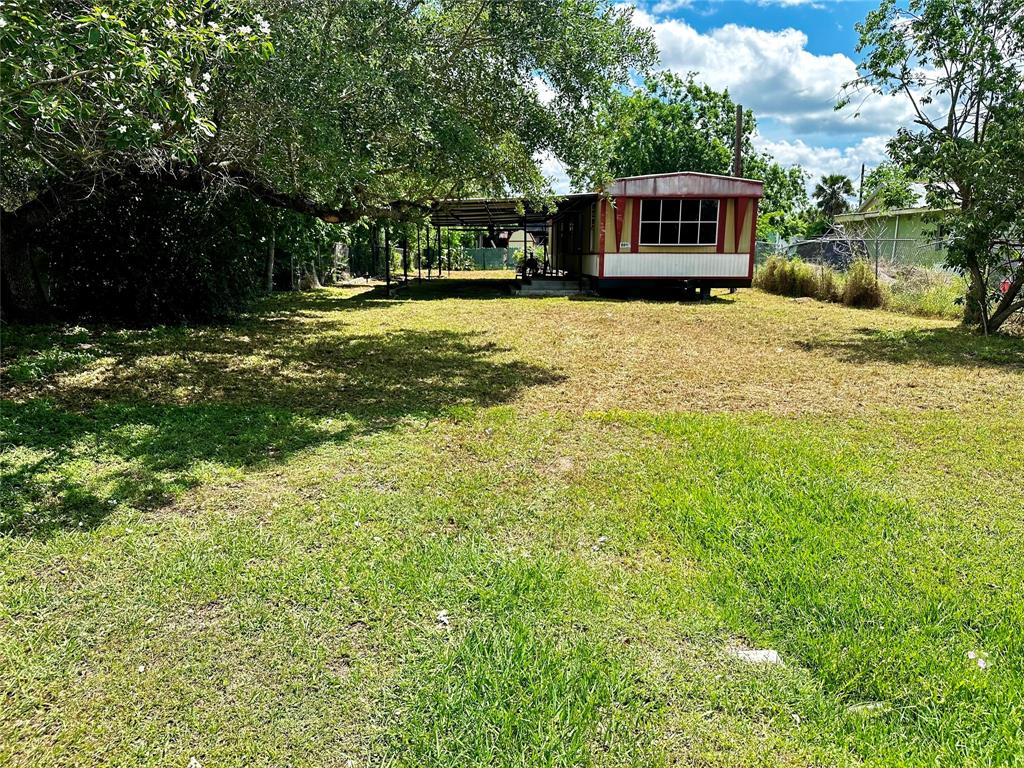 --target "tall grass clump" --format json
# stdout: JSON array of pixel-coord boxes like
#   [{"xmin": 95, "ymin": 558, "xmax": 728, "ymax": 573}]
[
  {"xmin": 754, "ymin": 256, "xmax": 842, "ymax": 301},
  {"xmin": 842, "ymin": 260, "xmax": 885, "ymax": 308},
  {"xmin": 884, "ymin": 266, "xmax": 966, "ymax": 319}
]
